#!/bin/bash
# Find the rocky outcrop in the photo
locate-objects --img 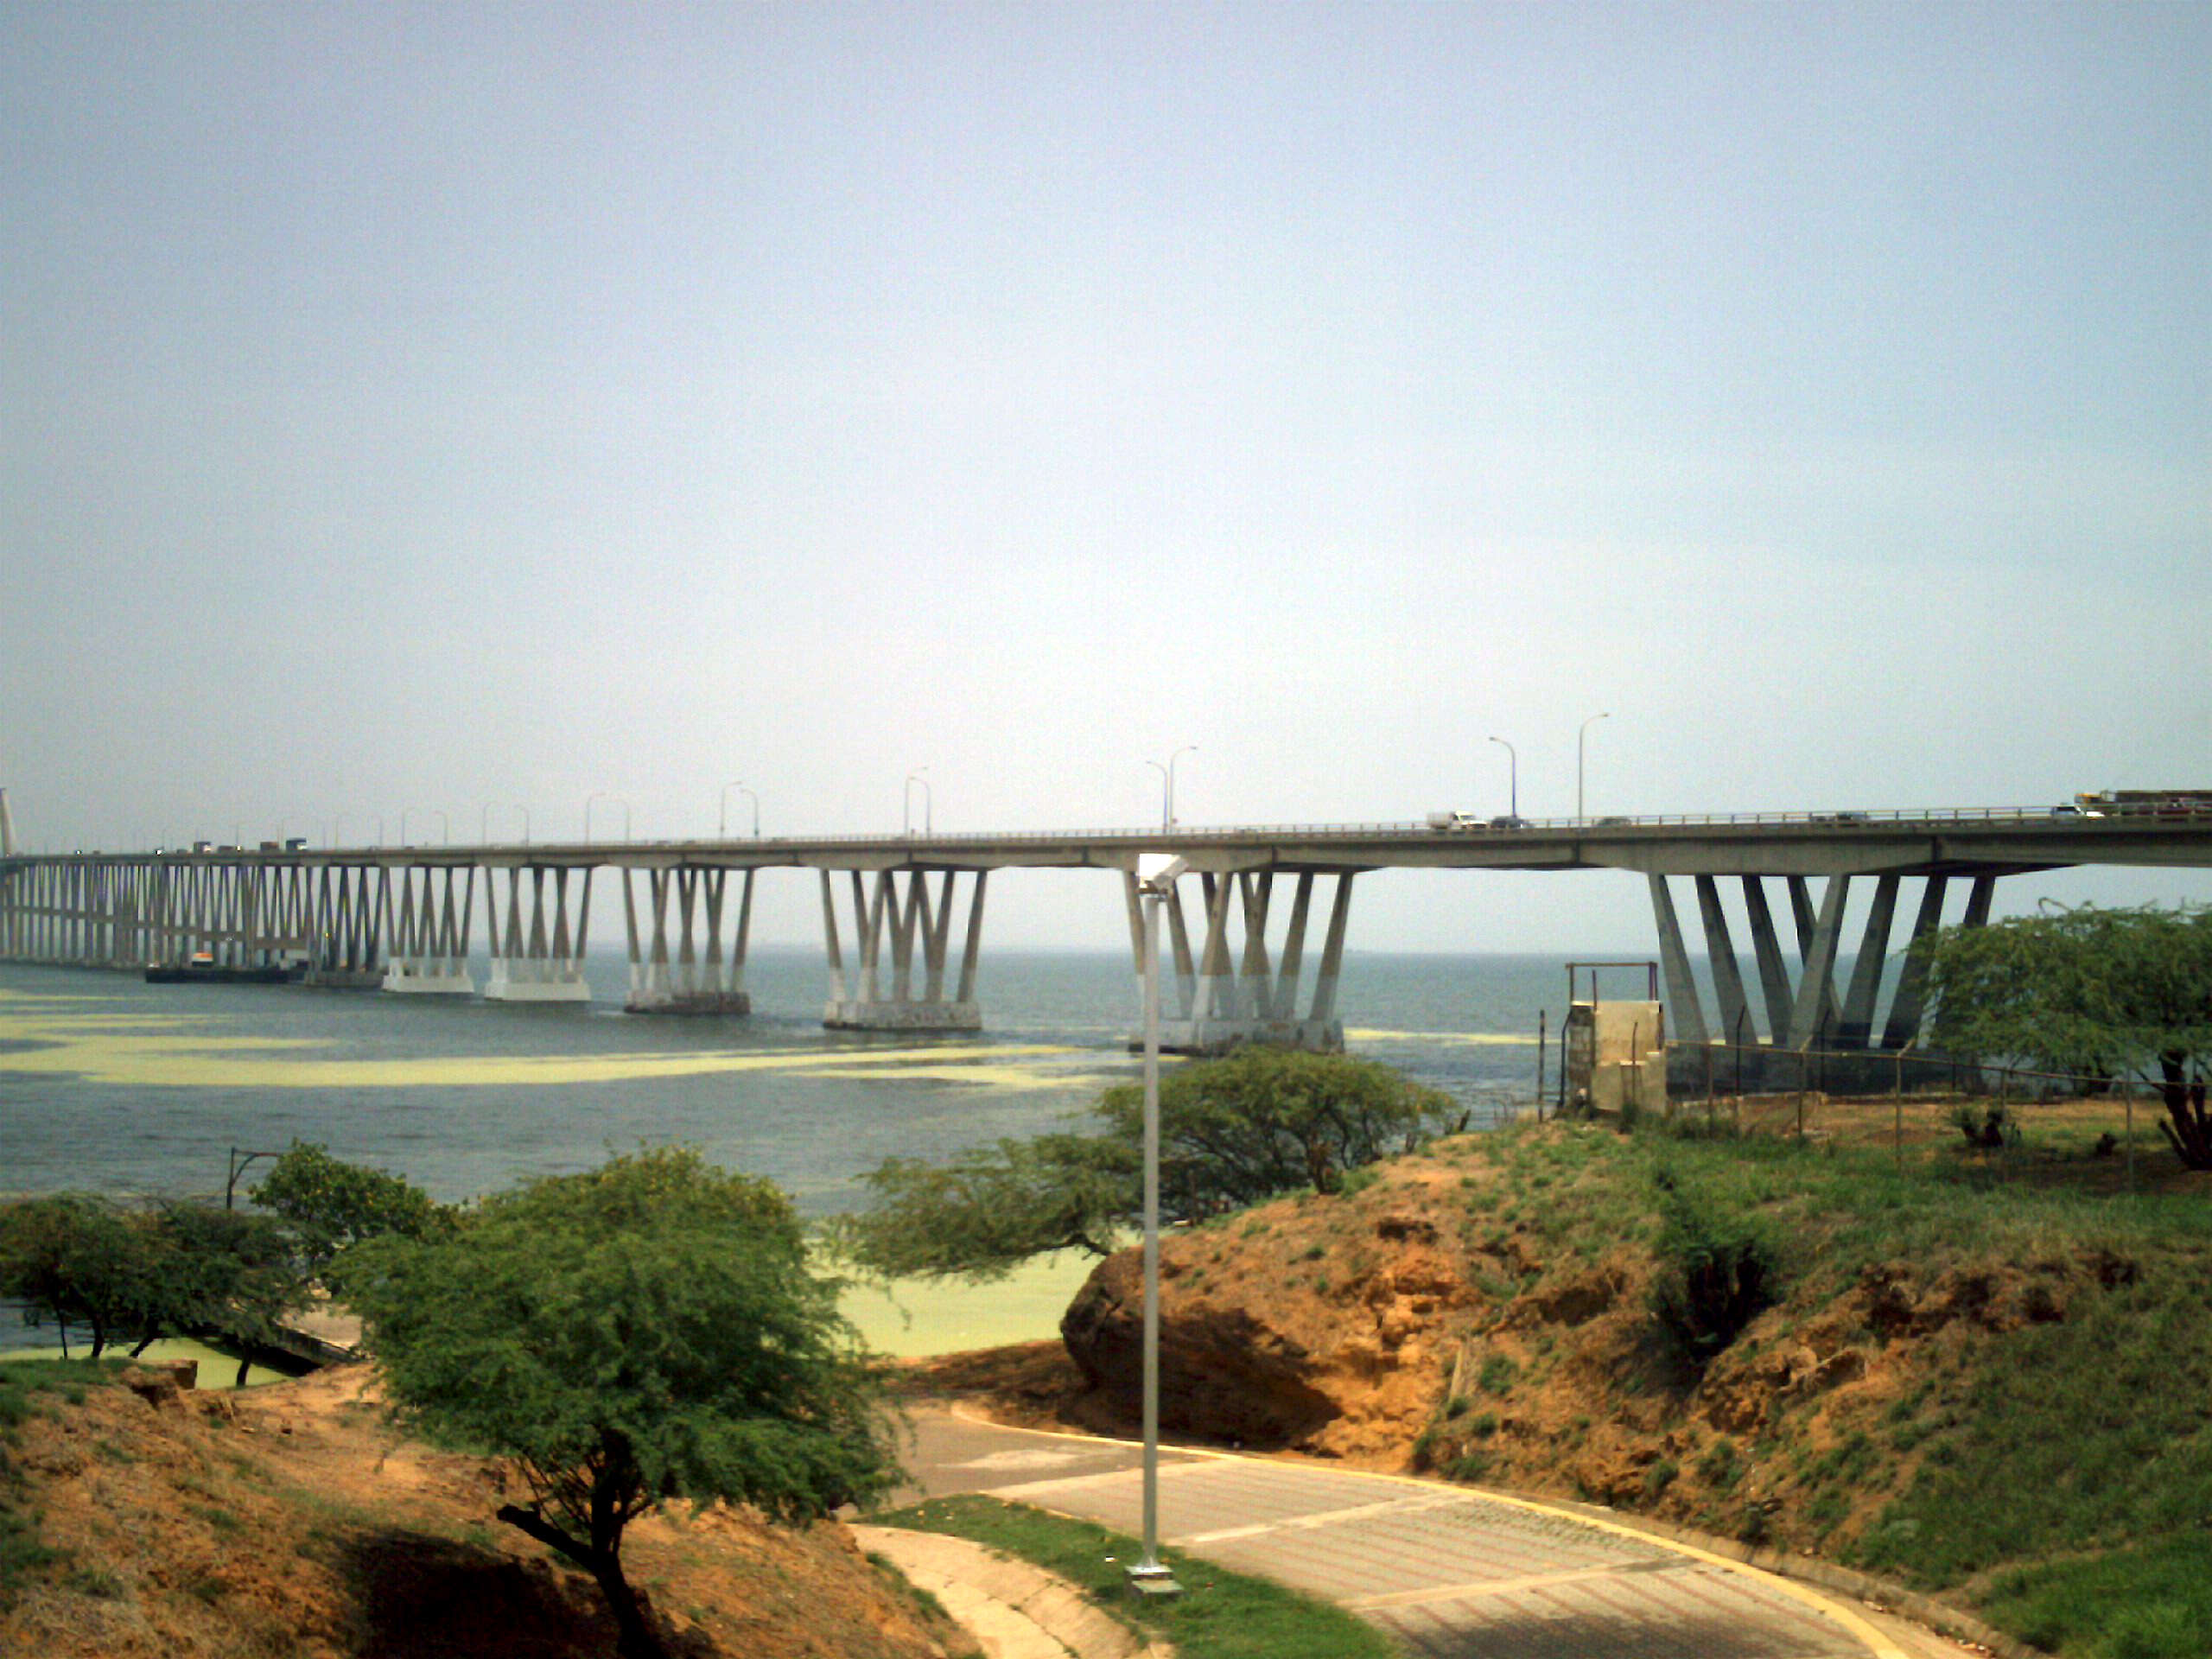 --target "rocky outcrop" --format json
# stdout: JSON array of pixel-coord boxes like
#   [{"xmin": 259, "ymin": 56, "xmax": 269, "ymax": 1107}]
[
  {"xmin": 1058, "ymin": 1202, "xmax": 1491, "ymax": 1457},
  {"xmin": 1060, "ymin": 1251, "xmax": 1342, "ymax": 1446}
]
